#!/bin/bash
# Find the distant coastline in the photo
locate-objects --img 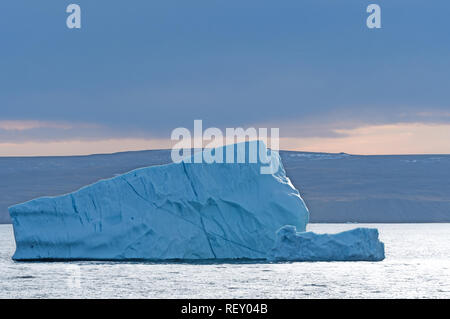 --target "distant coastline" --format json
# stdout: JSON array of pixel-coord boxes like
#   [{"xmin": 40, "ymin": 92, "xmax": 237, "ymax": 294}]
[{"xmin": 1, "ymin": 149, "xmax": 450, "ymax": 224}]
